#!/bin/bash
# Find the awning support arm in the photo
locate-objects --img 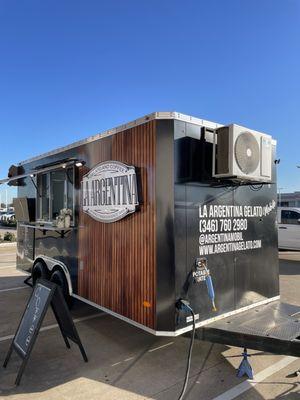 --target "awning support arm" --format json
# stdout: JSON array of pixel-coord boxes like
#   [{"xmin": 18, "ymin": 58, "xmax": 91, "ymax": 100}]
[{"xmin": 30, "ymin": 176, "xmax": 41, "ymax": 198}]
